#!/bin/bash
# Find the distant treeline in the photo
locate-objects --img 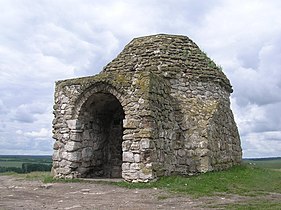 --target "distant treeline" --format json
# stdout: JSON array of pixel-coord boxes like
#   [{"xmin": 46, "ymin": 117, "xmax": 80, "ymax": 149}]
[
  {"xmin": 0, "ymin": 155, "xmax": 52, "ymax": 163},
  {"xmin": 243, "ymin": 157, "xmax": 281, "ymax": 161},
  {"xmin": 0, "ymin": 163, "xmax": 52, "ymax": 173}
]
